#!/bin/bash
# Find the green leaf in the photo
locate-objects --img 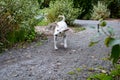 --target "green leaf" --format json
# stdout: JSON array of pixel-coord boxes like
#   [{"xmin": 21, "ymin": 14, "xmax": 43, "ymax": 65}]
[
  {"xmin": 110, "ymin": 69, "xmax": 120, "ymax": 76},
  {"xmin": 109, "ymin": 39, "xmax": 120, "ymax": 47},
  {"xmin": 100, "ymin": 20, "xmax": 107, "ymax": 27},
  {"xmin": 104, "ymin": 37, "xmax": 120, "ymax": 47},
  {"xmin": 68, "ymin": 71, "xmax": 76, "ymax": 75},
  {"xmin": 92, "ymin": 73, "xmax": 106, "ymax": 79},
  {"xmin": 102, "ymin": 75, "xmax": 113, "ymax": 80},
  {"xmin": 104, "ymin": 37, "xmax": 114, "ymax": 47},
  {"xmin": 76, "ymin": 68, "xmax": 81, "ymax": 72},
  {"xmin": 111, "ymin": 45, "xmax": 120, "ymax": 64},
  {"xmin": 89, "ymin": 41, "xmax": 100, "ymax": 47},
  {"xmin": 87, "ymin": 73, "xmax": 113, "ymax": 80}
]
